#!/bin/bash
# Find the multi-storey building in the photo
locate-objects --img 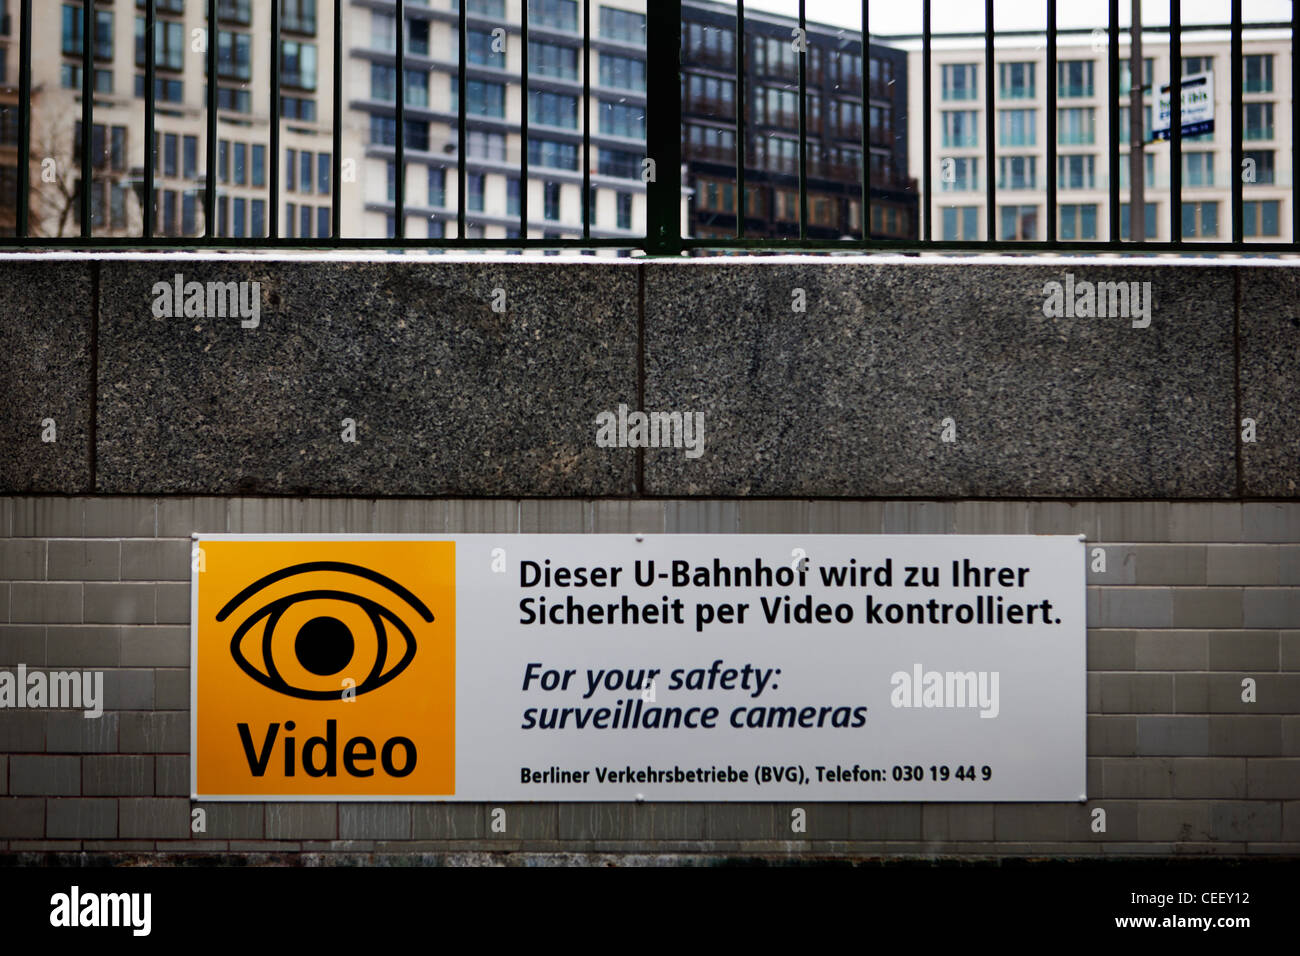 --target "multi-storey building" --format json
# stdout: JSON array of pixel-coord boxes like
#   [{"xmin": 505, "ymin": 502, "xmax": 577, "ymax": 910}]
[
  {"xmin": 350, "ymin": 0, "xmax": 652, "ymax": 245},
  {"xmin": 0, "ymin": 0, "xmax": 912, "ymax": 244},
  {"xmin": 0, "ymin": 0, "xmax": 350, "ymax": 239},
  {"xmin": 682, "ymin": 0, "xmax": 917, "ymax": 242},
  {"xmin": 912, "ymin": 31, "xmax": 1293, "ymax": 243}
]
